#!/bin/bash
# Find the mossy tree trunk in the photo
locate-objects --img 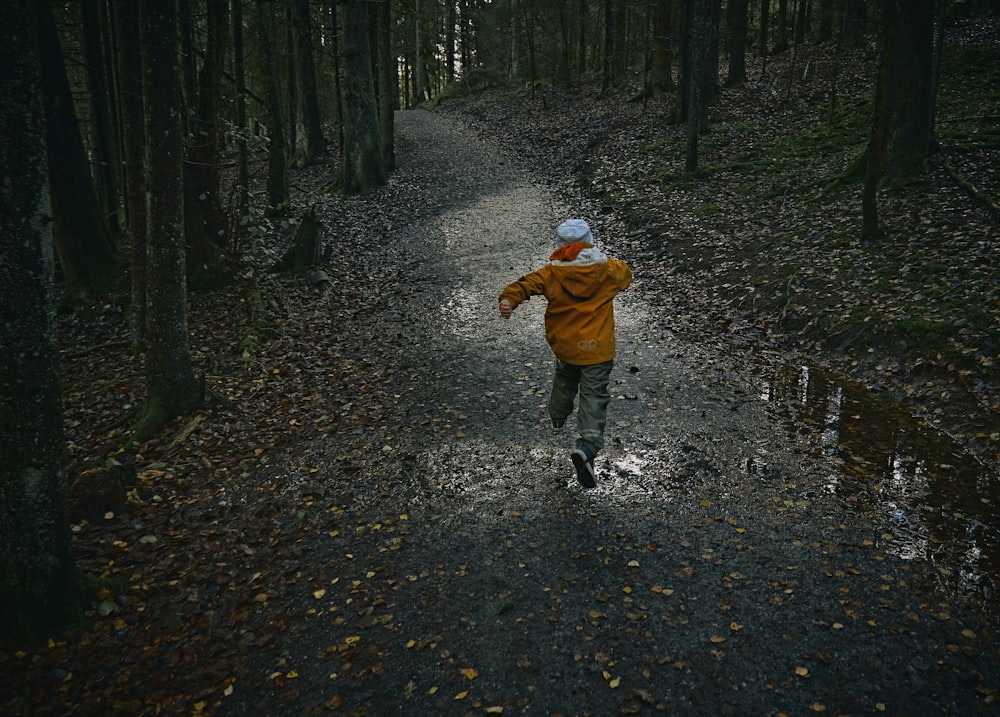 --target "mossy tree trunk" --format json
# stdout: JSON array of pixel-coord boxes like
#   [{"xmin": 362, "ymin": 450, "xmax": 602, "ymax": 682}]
[
  {"xmin": 0, "ymin": 0, "xmax": 80, "ymax": 641},
  {"xmin": 137, "ymin": 0, "xmax": 200, "ymax": 440}
]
